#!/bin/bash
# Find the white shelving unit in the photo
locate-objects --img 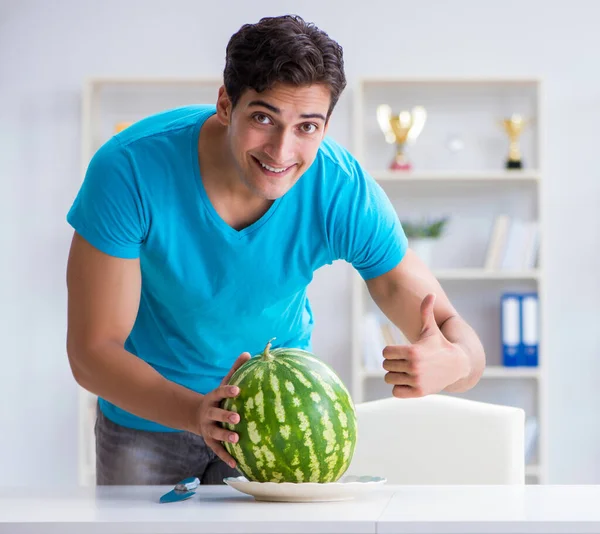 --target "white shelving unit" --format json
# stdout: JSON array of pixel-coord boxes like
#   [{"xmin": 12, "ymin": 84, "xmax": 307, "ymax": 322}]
[
  {"xmin": 77, "ymin": 75, "xmax": 547, "ymax": 487},
  {"xmin": 350, "ymin": 77, "xmax": 547, "ymax": 484},
  {"xmin": 77, "ymin": 77, "xmax": 223, "ymax": 486}
]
